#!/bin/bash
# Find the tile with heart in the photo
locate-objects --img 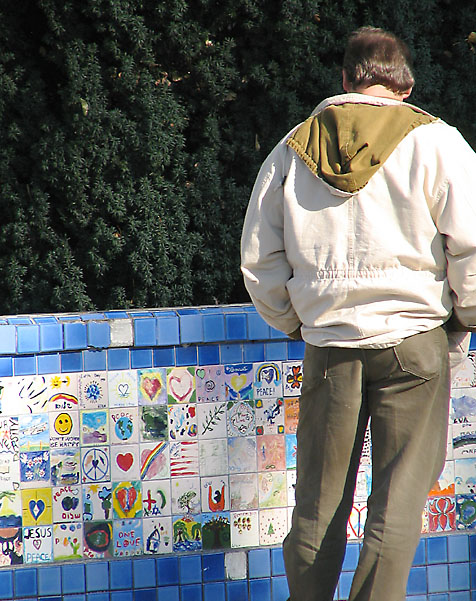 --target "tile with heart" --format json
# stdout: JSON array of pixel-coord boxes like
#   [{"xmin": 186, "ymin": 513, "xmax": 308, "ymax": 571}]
[
  {"xmin": 52, "ymin": 484, "xmax": 82, "ymax": 523},
  {"xmin": 113, "ymin": 517, "xmax": 142, "ymax": 556},
  {"xmin": 21, "ymin": 487, "xmax": 53, "ymax": 526},
  {"xmin": 79, "ymin": 372, "xmax": 108, "ymax": 409},
  {"xmin": 256, "ymin": 434, "xmax": 286, "ymax": 472},
  {"xmin": 258, "ymin": 471, "xmax": 287, "ymax": 508},
  {"xmin": 108, "ymin": 370, "xmax": 139, "ymax": 408},
  {"xmin": 284, "ymin": 398, "xmax": 299, "ymax": 434},
  {"xmin": 81, "ymin": 446, "xmax": 111, "ymax": 483},
  {"xmin": 53, "ymin": 521, "xmax": 83, "ymax": 560},
  {"xmin": 197, "ymin": 401, "xmax": 227, "ymax": 439},
  {"xmin": 0, "ymin": 416, "xmax": 20, "ymax": 490},
  {"xmin": 201, "ymin": 476, "xmax": 229, "ymax": 513},
  {"xmin": 0, "ymin": 489, "xmax": 22, "ymax": 528},
  {"xmin": 255, "ymin": 398, "xmax": 285, "ymax": 435},
  {"xmin": 287, "ymin": 469, "xmax": 296, "ymax": 506},
  {"xmin": 282, "ymin": 361, "xmax": 303, "ymax": 396},
  {"xmin": 202, "ymin": 511, "xmax": 231, "ymax": 550},
  {"xmin": 138, "ymin": 368, "xmax": 167, "ymax": 405},
  {"xmin": 0, "ymin": 526, "xmax": 23, "ymax": 564},
  {"xmin": 199, "ymin": 438, "xmax": 229, "ymax": 477},
  {"xmin": 230, "ymin": 510, "xmax": 259, "ymax": 548},
  {"xmin": 111, "ymin": 444, "xmax": 140, "ymax": 481},
  {"xmin": 109, "ymin": 406, "xmax": 139, "ymax": 445},
  {"xmin": 140, "ymin": 405, "xmax": 168, "ymax": 442},
  {"xmin": 259, "ymin": 507, "xmax": 288, "ymax": 545},
  {"xmin": 171, "ymin": 476, "xmax": 201, "ymax": 515},
  {"xmin": 49, "ymin": 410, "xmax": 80, "ymax": 449},
  {"xmin": 46, "ymin": 373, "xmax": 79, "ymax": 411},
  {"xmin": 227, "ymin": 401, "xmax": 255, "ymax": 437},
  {"xmin": 452, "ymin": 351, "xmax": 476, "ymax": 388},
  {"xmin": 229, "ymin": 473, "xmax": 259, "ymax": 510},
  {"xmin": 347, "ymin": 502, "xmax": 367, "ymax": 540},
  {"xmin": 172, "ymin": 513, "xmax": 202, "ymax": 552},
  {"xmin": 143, "ymin": 515, "xmax": 173, "ymax": 554},
  {"xmin": 167, "ymin": 367, "xmax": 196, "ymax": 404},
  {"xmin": 19, "ymin": 413, "xmax": 49, "ymax": 452},
  {"xmin": 196, "ymin": 366, "xmax": 225, "ymax": 403},
  {"xmin": 224, "ymin": 363, "xmax": 253, "ymax": 401},
  {"xmin": 228, "ymin": 436, "xmax": 257, "ymax": 474},
  {"xmin": 83, "ymin": 520, "xmax": 113, "ymax": 558},
  {"xmin": 80, "ymin": 409, "xmax": 109, "ymax": 446},
  {"xmin": 23, "ymin": 524, "xmax": 53, "ymax": 563},
  {"xmin": 82, "ymin": 482, "xmax": 113, "ymax": 521},
  {"xmin": 112, "ymin": 480, "xmax": 142, "ymax": 519},
  {"xmin": 142, "ymin": 479, "xmax": 171, "ymax": 518},
  {"xmin": 170, "ymin": 441, "xmax": 199, "ymax": 477},
  {"xmin": 140, "ymin": 441, "xmax": 170, "ymax": 481},
  {"xmin": 20, "ymin": 450, "xmax": 50, "ymax": 487},
  {"xmin": 253, "ymin": 362, "xmax": 283, "ymax": 399},
  {"xmin": 428, "ymin": 495, "xmax": 457, "ymax": 531},
  {"xmin": 168, "ymin": 404, "xmax": 198, "ymax": 440}
]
